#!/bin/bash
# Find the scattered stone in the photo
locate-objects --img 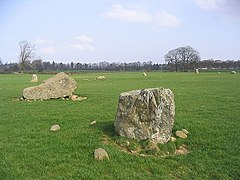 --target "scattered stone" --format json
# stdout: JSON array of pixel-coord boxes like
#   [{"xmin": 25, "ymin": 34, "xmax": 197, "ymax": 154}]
[
  {"xmin": 143, "ymin": 72, "xmax": 147, "ymax": 76},
  {"xmin": 97, "ymin": 76, "xmax": 106, "ymax": 80},
  {"xmin": 175, "ymin": 145, "xmax": 189, "ymax": 155},
  {"xmin": 50, "ymin": 124, "xmax": 61, "ymax": 132},
  {"xmin": 94, "ymin": 148, "xmax": 109, "ymax": 160},
  {"xmin": 31, "ymin": 74, "xmax": 38, "ymax": 82},
  {"xmin": 23, "ymin": 72, "xmax": 77, "ymax": 100},
  {"xmin": 70, "ymin": 95, "xmax": 78, "ymax": 101},
  {"xmin": 77, "ymin": 96, "xmax": 87, "ymax": 101},
  {"xmin": 171, "ymin": 137, "xmax": 176, "ymax": 142},
  {"xmin": 195, "ymin": 69, "xmax": 199, "ymax": 74},
  {"xmin": 90, "ymin": 120, "xmax": 97, "ymax": 125},
  {"xmin": 115, "ymin": 88, "xmax": 175, "ymax": 144},
  {"xmin": 176, "ymin": 130, "xmax": 187, "ymax": 139},
  {"xmin": 181, "ymin": 129, "xmax": 189, "ymax": 134},
  {"xmin": 231, "ymin": 71, "xmax": 236, "ymax": 74},
  {"xmin": 218, "ymin": 72, "xmax": 221, "ymax": 74}
]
